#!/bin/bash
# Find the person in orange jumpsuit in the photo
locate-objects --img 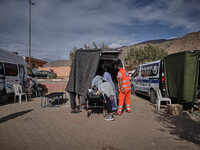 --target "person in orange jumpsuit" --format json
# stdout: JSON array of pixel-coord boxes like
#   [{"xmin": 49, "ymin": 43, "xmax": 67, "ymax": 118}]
[{"xmin": 115, "ymin": 61, "xmax": 131, "ymax": 115}]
